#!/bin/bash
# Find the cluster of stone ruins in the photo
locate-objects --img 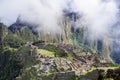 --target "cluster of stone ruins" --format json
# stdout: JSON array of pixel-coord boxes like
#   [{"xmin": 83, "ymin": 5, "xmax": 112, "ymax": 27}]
[{"xmin": 34, "ymin": 52, "xmax": 109, "ymax": 75}]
